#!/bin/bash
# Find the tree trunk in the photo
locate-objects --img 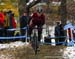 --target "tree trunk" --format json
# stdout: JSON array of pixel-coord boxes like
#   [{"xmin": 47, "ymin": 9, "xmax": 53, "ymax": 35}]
[
  {"xmin": 18, "ymin": 0, "xmax": 41, "ymax": 16},
  {"xmin": 18, "ymin": 0, "xmax": 27, "ymax": 16},
  {"xmin": 60, "ymin": 0, "xmax": 67, "ymax": 26},
  {"xmin": 60, "ymin": 0, "xmax": 67, "ymax": 36}
]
